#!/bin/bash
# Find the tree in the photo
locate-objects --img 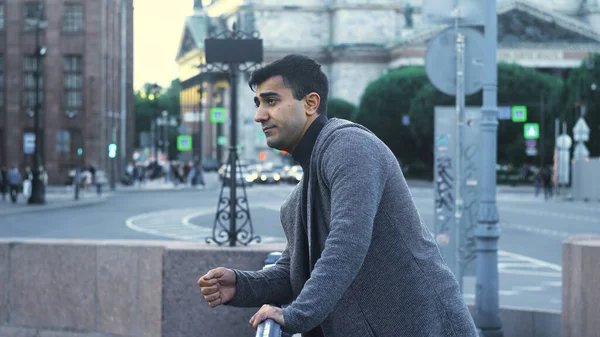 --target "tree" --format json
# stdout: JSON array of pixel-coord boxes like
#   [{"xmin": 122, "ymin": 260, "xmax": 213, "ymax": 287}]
[
  {"xmin": 356, "ymin": 63, "xmax": 564, "ymax": 178},
  {"xmin": 134, "ymin": 79, "xmax": 181, "ymax": 160},
  {"xmin": 355, "ymin": 67, "xmax": 430, "ymax": 167},
  {"xmin": 327, "ymin": 98, "xmax": 356, "ymax": 120},
  {"xmin": 559, "ymin": 53, "xmax": 600, "ymax": 157}
]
